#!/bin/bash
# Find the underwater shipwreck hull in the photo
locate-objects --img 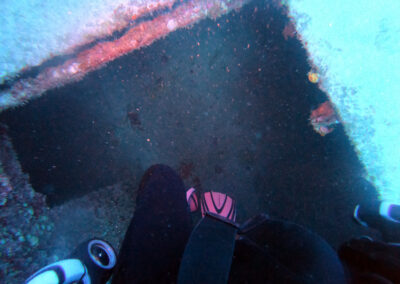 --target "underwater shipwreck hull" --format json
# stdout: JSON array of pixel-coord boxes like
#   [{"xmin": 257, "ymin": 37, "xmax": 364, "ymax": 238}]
[
  {"xmin": 0, "ymin": 0, "xmax": 249, "ymax": 111},
  {"xmin": 3, "ymin": 0, "xmax": 399, "ymax": 204},
  {"xmin": 283, "ymin": 0, "xmax": 400, "ymax": 202},
  {"xmin": 0, "ymin": 0, "xmax": 177, "ymax": 84}
]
